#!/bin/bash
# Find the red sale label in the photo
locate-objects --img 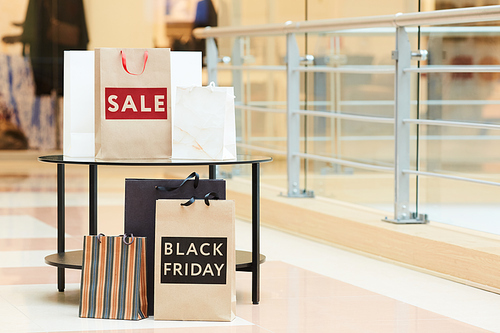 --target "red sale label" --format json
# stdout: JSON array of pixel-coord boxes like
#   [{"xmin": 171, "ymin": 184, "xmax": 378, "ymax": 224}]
[{"xmin": 105, "ymin": 87, "xmax": 168, "ymax": 120}]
